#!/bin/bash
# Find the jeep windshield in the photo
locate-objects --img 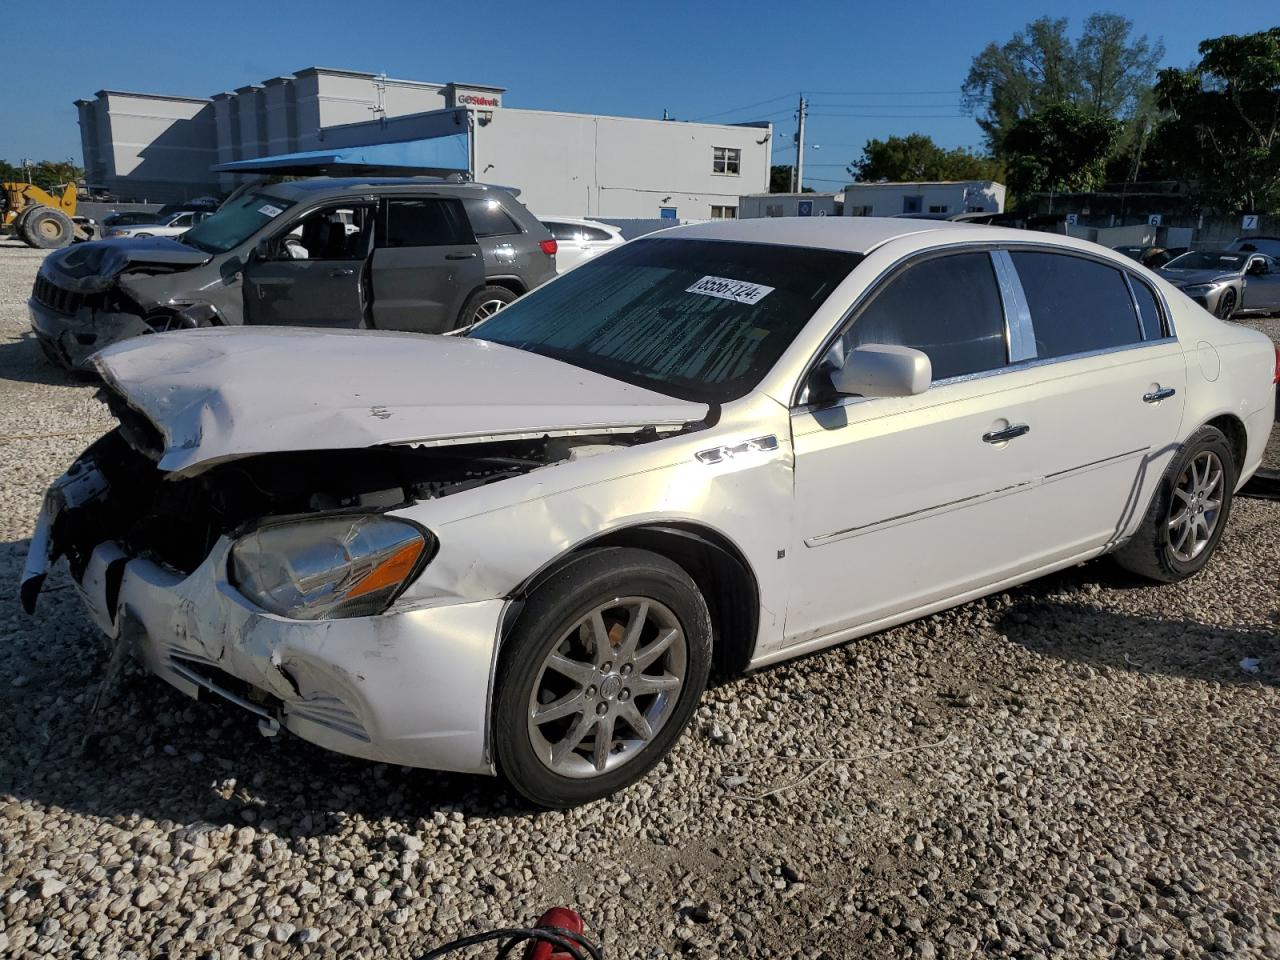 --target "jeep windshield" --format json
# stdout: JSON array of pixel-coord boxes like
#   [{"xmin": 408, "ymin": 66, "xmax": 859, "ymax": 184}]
[
  {"xmin": 182, "ymin": 193, "xmax": 296, "ymax": 254},
  {"xmin": 470, "ymin": 237, "xmax": 860, "ymax": 404}
]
